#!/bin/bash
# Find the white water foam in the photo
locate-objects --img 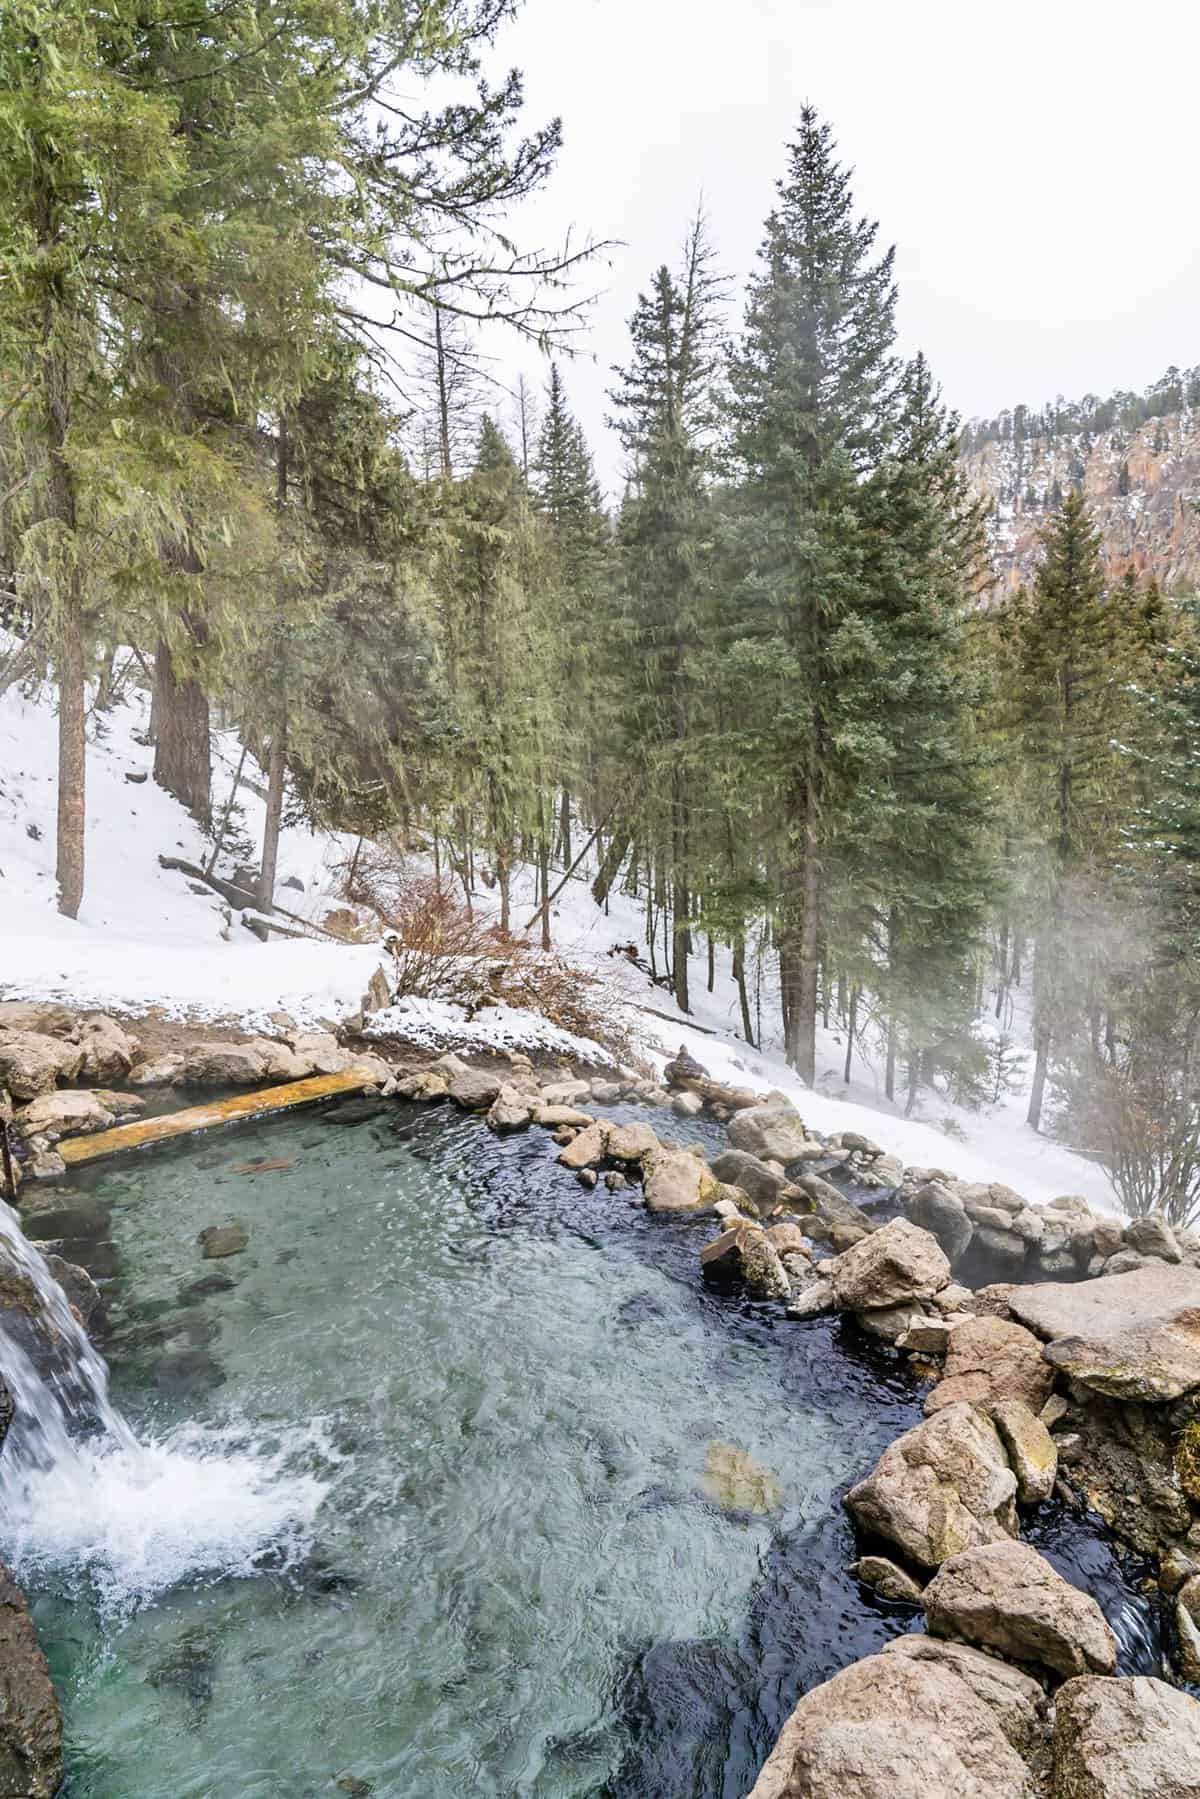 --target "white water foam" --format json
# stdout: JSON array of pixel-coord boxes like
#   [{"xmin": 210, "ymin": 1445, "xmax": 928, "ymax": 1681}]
[{"xmin": 0, "ymin": 1199, "xmax": 333, "ymax": 1613}]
